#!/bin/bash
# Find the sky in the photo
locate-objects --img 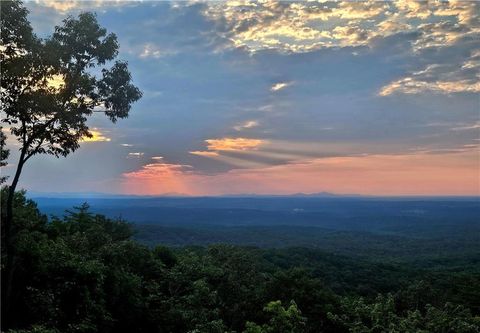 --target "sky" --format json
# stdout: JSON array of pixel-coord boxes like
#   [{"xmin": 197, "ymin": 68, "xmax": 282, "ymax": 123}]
[{"xmin": 3, "ymin": 0, "xmax": 480, "ymax": 196}]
